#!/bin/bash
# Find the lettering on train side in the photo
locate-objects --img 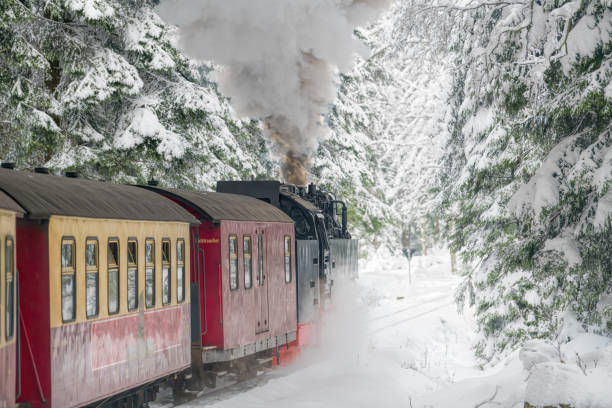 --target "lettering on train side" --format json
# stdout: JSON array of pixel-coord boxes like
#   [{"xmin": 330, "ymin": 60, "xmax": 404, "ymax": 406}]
[{"xmin": 198, "ymin": 238, "xmax": 220, "ymax": 244}]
